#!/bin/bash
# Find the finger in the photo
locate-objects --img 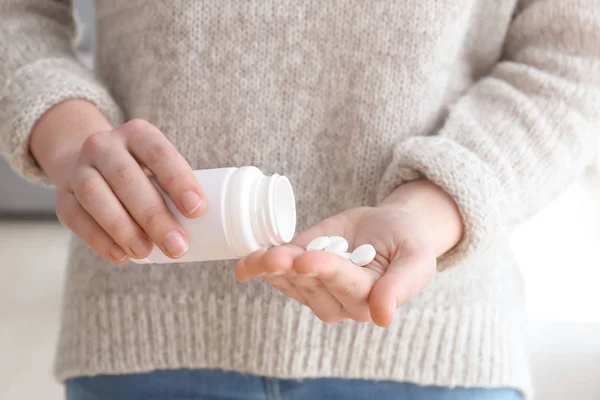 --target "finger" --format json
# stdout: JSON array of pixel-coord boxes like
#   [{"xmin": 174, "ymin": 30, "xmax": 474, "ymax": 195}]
[
  {"xmin": 56, "ymin": 190, "xmax": 129, "ymax": 264},
  {"xmin": 234, "ymin": 256, "xmax": 250, "ymax": 282},
  {"xmin": 262, "ymin": 275, "xmax": 309, "ymax": 307},
  {"xmin": 291, "ymin": 274, "xmax": 347, "ymax": 323},
  {"xmin": 294, "ymin": 251, "xmax": 377, "ymax": 299},
  {"xmin": 234, "ymin": 249, "xmax": 268, "ymax": 282},
  {"xmin": 293, "ymin": 251, "xmax": 376, "ymax": 322},
  {"xmin": 235, "ymin": 245, "xmax": 305, "ymax": 281},
  {"xmin": 120, "ymin": 119, "xmax": 206, "ymax": 217},
  {"xmin": 258, "ymin": 245, "xmax": 304, "ymax": 276},
  {"xmin": 369, "ymin": 240, "xmax": 436, "ymax": 327},
  {"xmin": 88, "ymin": 138, "xmax": 188, "ymax": 259},
  {"xmin": 71, "ymin": 166, "xmax": 153, "ymax": 259},
  {"xmin": 237, "ymin": 246, "xmax": 348, "ymax": 323}
]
